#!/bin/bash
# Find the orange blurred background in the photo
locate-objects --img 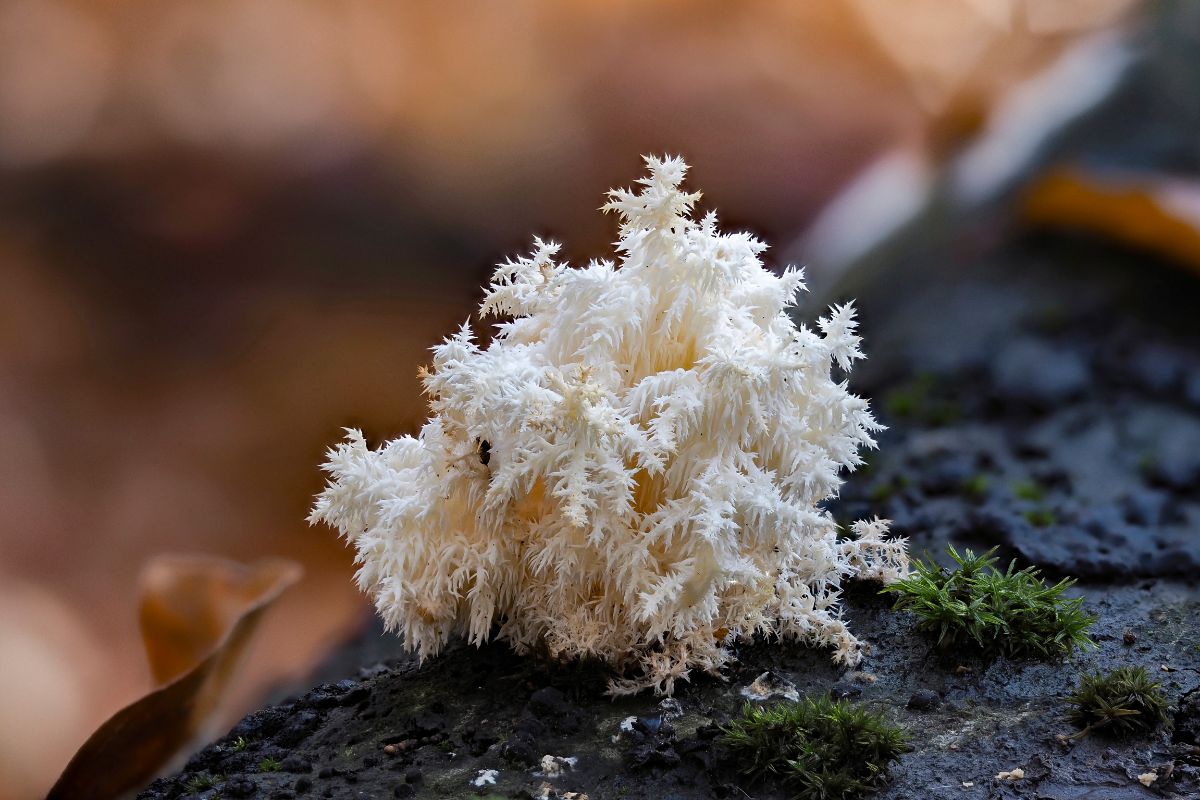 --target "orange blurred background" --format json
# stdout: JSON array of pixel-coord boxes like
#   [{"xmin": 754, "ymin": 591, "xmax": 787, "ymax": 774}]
[{"xmin": 0, "ymin": 1, "xmax": 1148, "ymax": 797}]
